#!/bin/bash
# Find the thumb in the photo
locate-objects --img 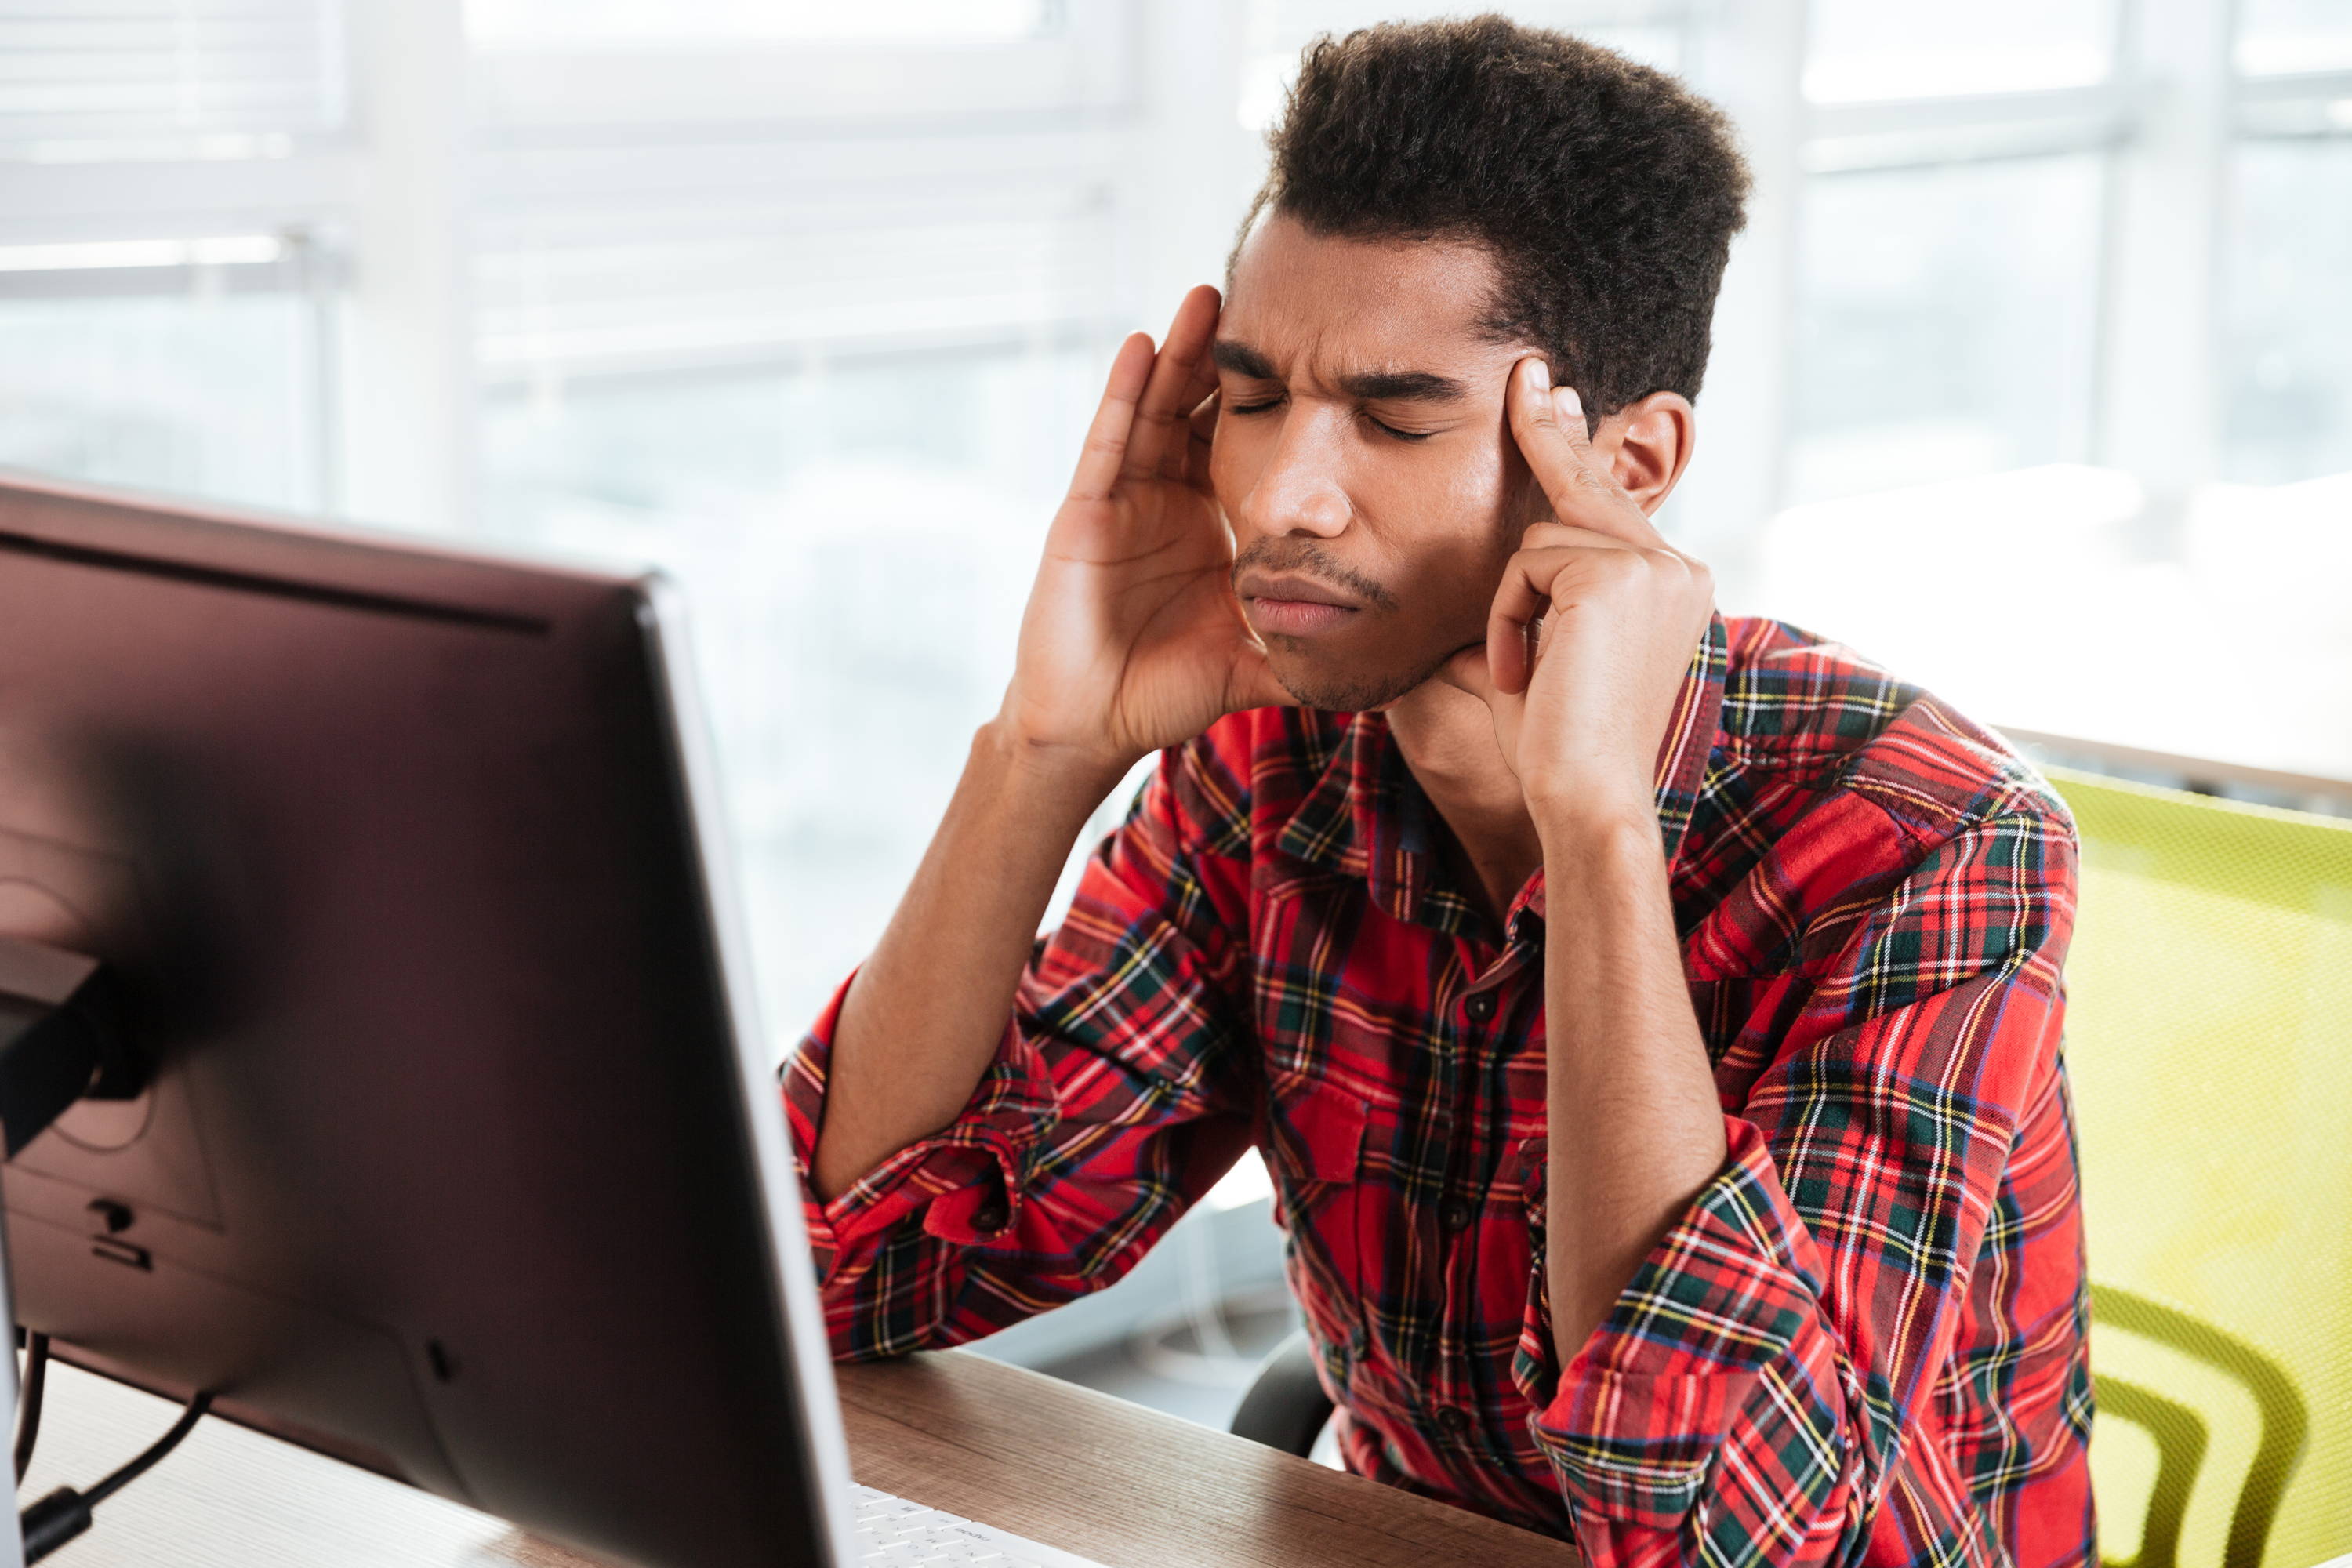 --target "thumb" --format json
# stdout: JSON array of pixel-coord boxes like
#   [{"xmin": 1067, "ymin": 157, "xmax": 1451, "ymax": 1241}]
[
  {"xmin": 1229, "ymin": 643, "xmax": 1298, "ymax": 711},
  {"xmin": 1438, "ymin": 641, "xmax": 1498, "ymax": 704}
]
